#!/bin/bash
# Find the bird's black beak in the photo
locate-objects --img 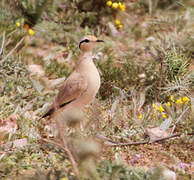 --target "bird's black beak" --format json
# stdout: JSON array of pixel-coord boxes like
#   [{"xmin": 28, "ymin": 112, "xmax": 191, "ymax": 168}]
[{"xmin": 96, "ymin": 40, "xmax": 104, "ymax": 42}]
